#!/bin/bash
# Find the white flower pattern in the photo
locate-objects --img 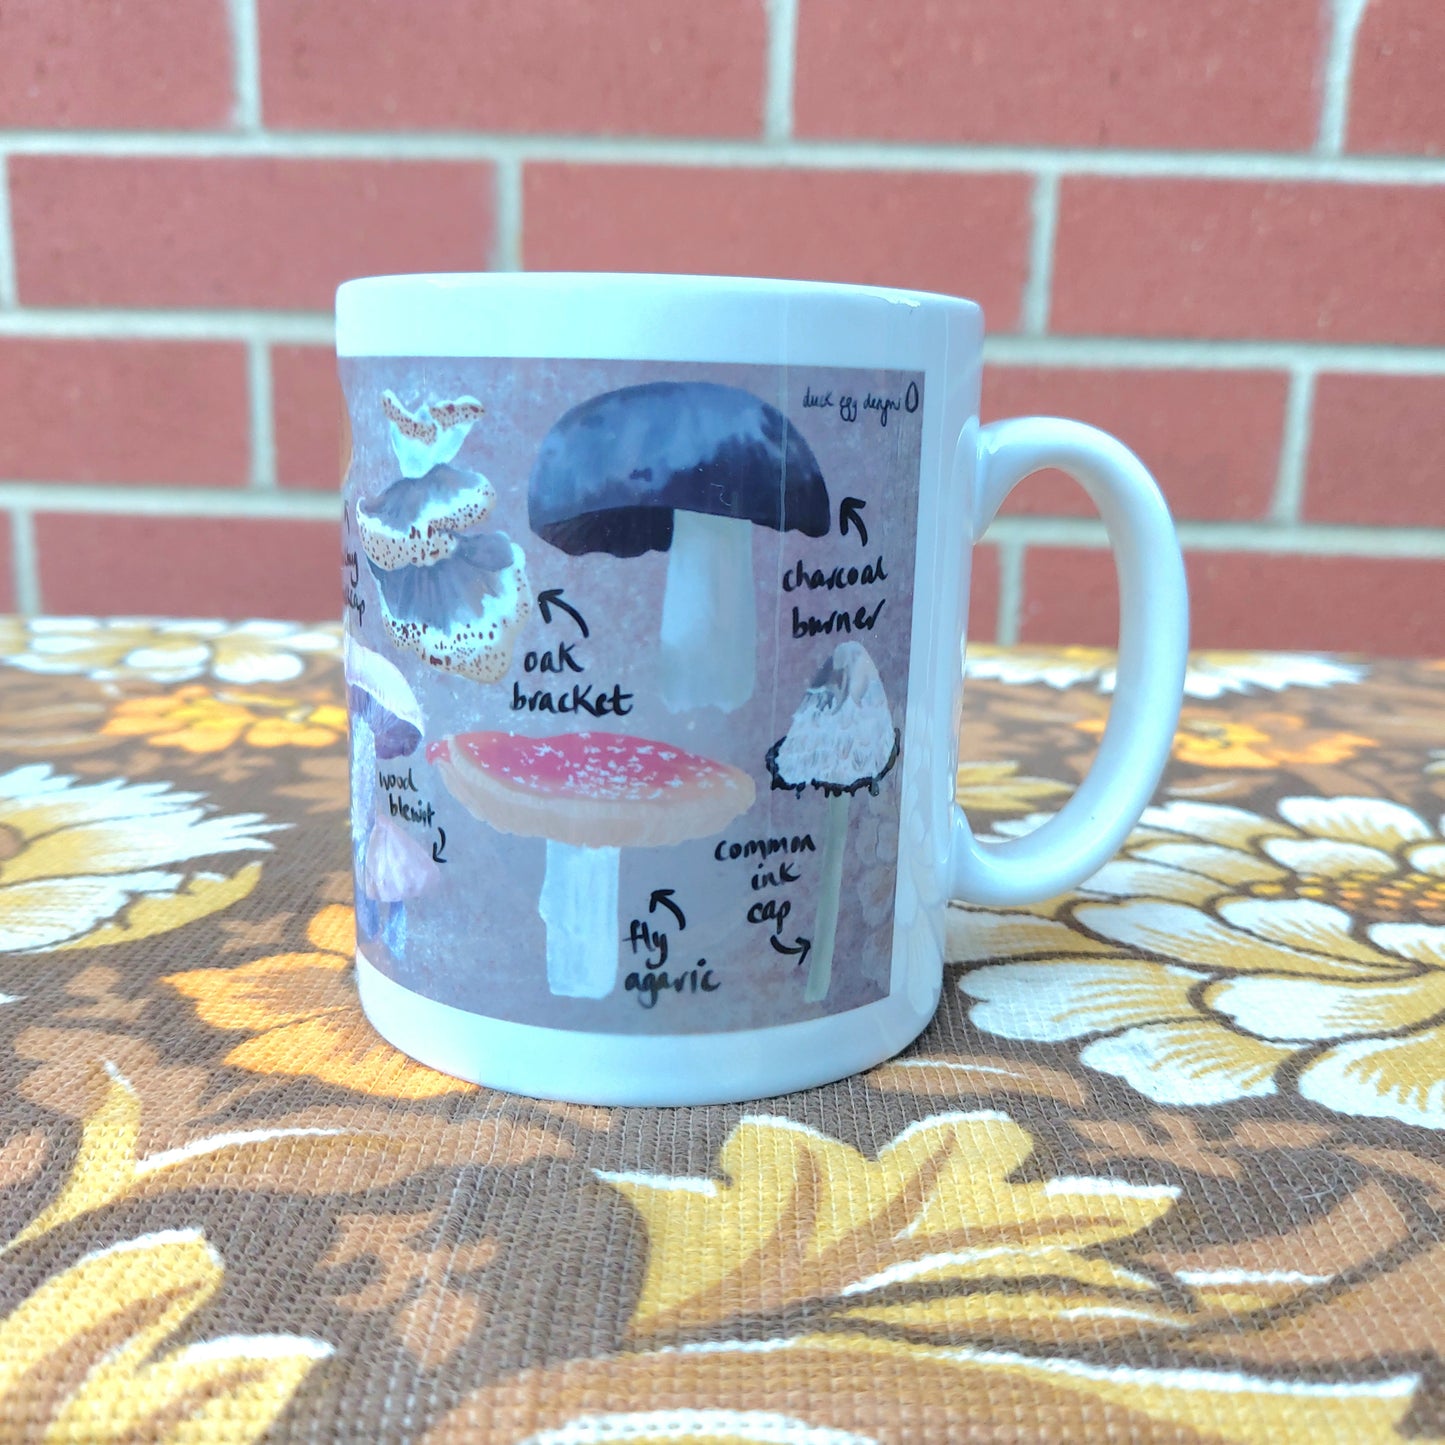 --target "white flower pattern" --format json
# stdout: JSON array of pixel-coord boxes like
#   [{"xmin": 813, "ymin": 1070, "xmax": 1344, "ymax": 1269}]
[
  {"xmin": 0, "ymin": 619, "xmax": 340, "ymax": 685},
  {"xmin": 965, "ymin": 646, "xmax": 1366, "ymax": 699},
  {"xmin": 955, "ymin": 796, "xmax": 1445, "ymax": 1128}
]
